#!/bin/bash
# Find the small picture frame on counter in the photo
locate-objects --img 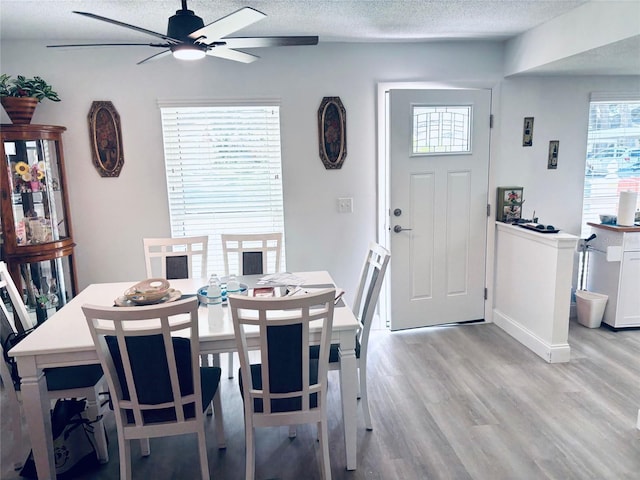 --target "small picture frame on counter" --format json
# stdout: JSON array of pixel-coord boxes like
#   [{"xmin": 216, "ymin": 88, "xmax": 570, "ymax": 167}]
[{"xmin": 496, "ymin": 186, "xmax": 524, "ymax": 222}]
